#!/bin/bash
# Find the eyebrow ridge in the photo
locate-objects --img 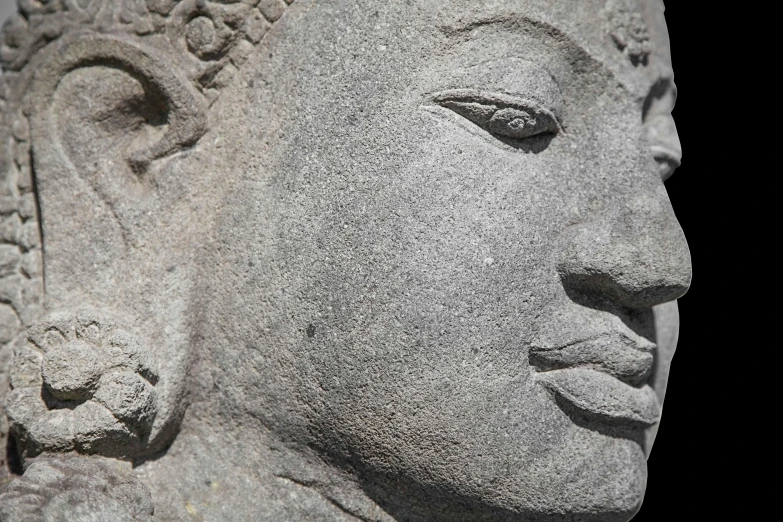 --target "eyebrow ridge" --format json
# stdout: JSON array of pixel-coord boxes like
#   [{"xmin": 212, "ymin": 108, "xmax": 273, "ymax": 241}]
[{"xmin": 438, "ymin": 13, "xmax": 638, "ymax": 97}]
